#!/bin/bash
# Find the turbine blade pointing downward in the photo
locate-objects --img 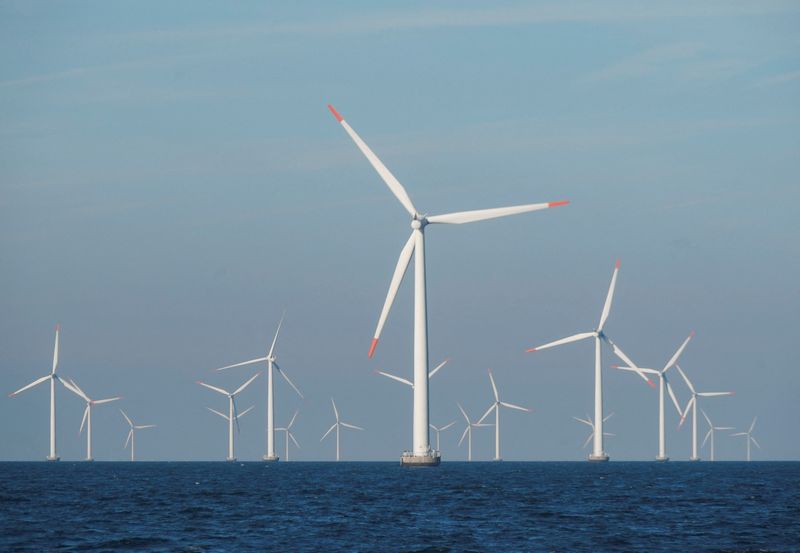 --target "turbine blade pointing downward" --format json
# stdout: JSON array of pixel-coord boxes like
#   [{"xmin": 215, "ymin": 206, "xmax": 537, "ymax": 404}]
[
  {"xmin": 526, "ymin": 332, "xmax": 595, "ymax": 353},
  {"xmin": 274, "ymin": 363, "xmax": 303, "ymax": 399},
  {"xmin": 196, "ymin": 381, "xmax": 230, "ymax": 396},
  {"xmin": 426, "ymin": 201, "xmax": 568, "ymax": 225},
  {"xmin": 9, "ymin": 375, "xmax": 50, "ymax": 397},
  {"xmin": 370, "ymin": 232, "xmax": 415, "ymax": 358},
  {"xmin": 214, "ymin": 356, "xmax": 268, "ymax": 372},
  {"xmin": 375, "ymin": 370, "xmax": 413, "ymax": 387}
]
